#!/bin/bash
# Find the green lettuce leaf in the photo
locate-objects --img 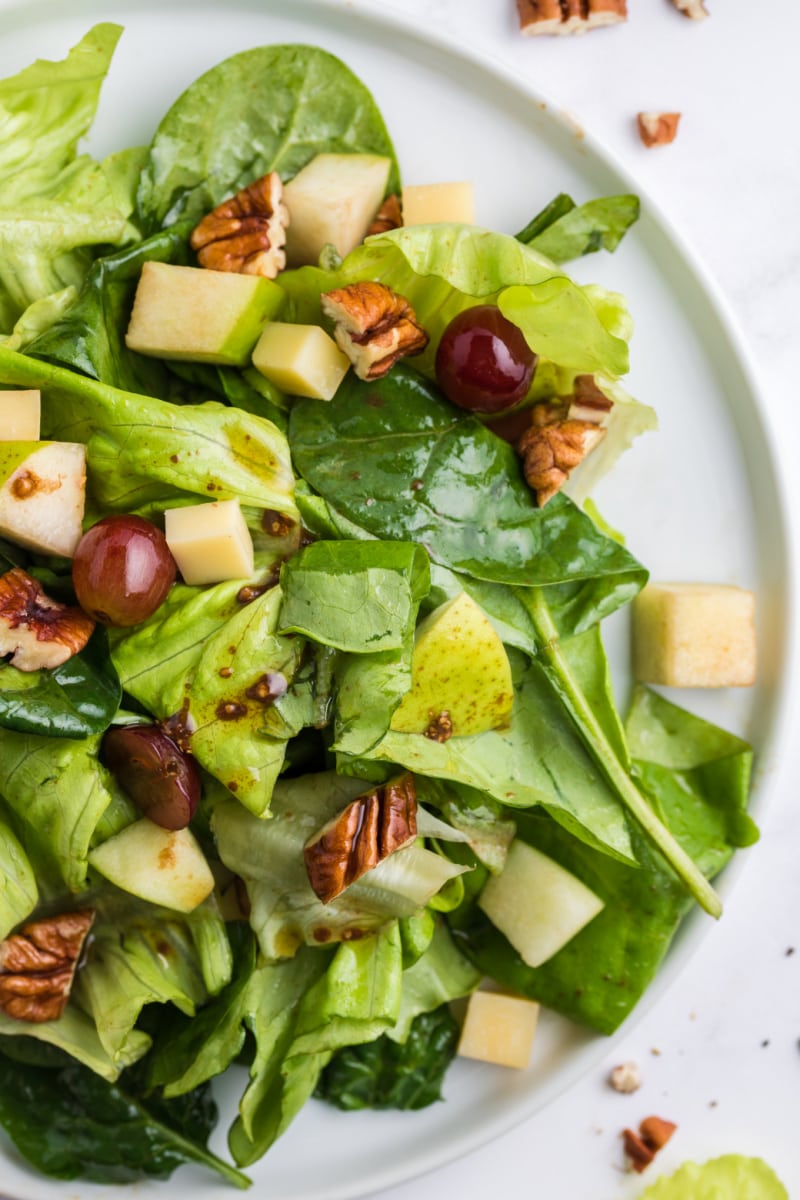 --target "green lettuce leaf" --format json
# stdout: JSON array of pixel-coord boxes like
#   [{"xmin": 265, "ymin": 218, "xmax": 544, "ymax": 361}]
[
  {"xmin": 136, "ymin": 44, "xmax": 400, "ymax": 231},
  {"xmin": 0, "ymin": 346, "xmax": 297, "ymax": 524},
  {"xmin": 0, "ymin": 1005, "xmax": 145, "ymax": 1080},
  {"xmin": 0, "ymin": 819, "xmax": 37, "ymax": 939},
  {"xmin": 279, "ymin": 540, "xmax": 430, "ymax": 651},
  {"xmin": 637, "ymin": 1155, "xmax": 788, "ymax": 1200},
  {"xmin": 0, "ymin": 25, "xmax": 132, "ymax": 332}
]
